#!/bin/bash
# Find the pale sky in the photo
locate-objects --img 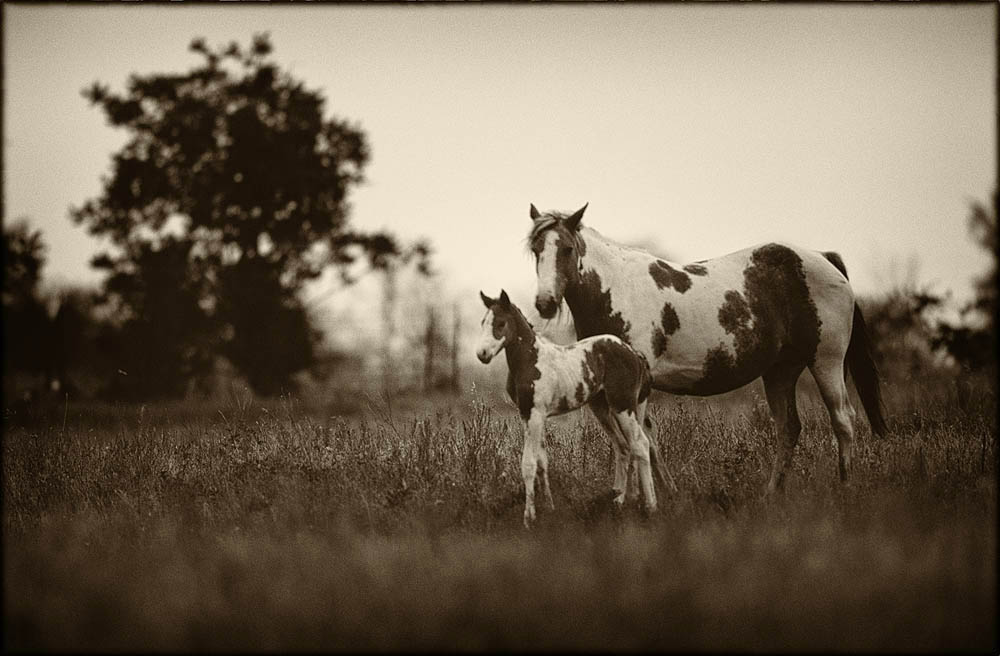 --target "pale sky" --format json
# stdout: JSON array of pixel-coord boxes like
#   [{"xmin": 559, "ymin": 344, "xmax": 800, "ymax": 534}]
[{"xmin": 4, "ymin": 4, "xmax": 997, "ymax": 327}]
